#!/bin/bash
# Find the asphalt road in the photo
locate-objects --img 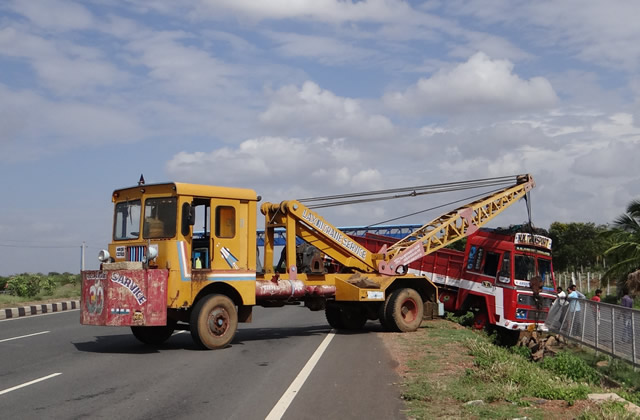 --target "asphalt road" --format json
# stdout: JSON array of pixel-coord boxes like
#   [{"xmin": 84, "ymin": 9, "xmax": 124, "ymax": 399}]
[{"xmin": 0, "ymin": 305, "xmax": 406, "ymax": 419}]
